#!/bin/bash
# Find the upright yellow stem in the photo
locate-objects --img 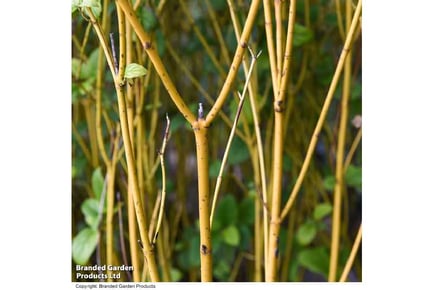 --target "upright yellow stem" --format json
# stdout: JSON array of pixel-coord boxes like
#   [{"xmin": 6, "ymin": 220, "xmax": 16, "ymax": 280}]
[
  {"xmin": 329, "ymin": 0, "xmax": 353, "ymax": 281},
  {"xmin": 267, "ymin": 0, "xmax": 297, "ymax": 281},
  {"xmin": 193, "ymin": 120, "xmax": 213, "ymax": 281}
]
